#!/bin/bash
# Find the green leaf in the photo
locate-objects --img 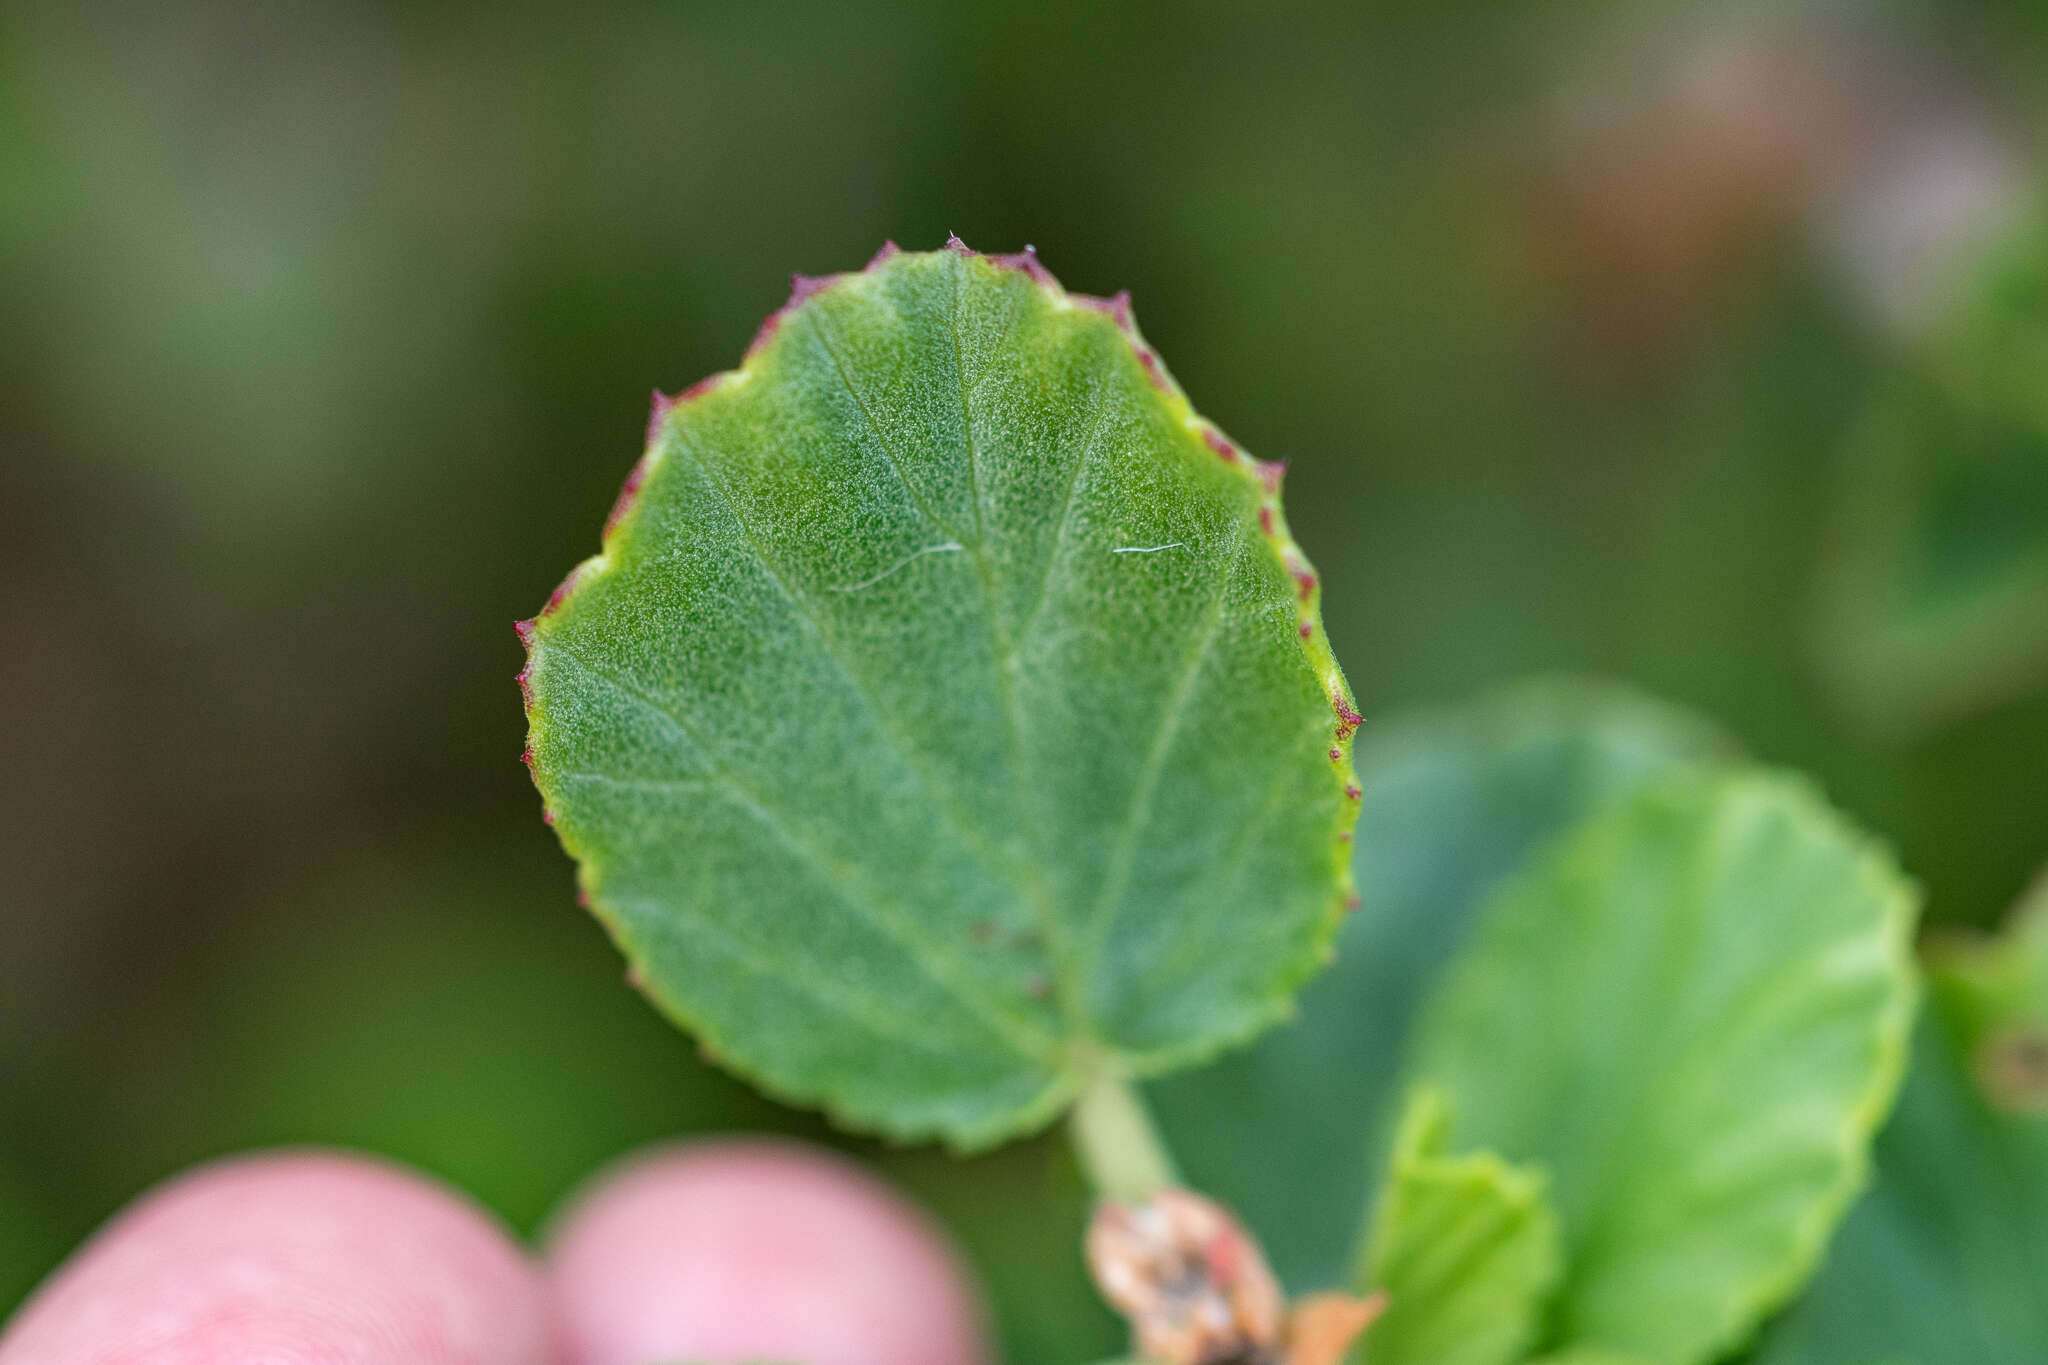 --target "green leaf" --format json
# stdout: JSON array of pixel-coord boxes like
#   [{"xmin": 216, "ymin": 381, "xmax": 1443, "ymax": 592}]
[
  {"xmin": 518, "ymin": 244, "xmax": 1359, "ymax": 1147},
  {"xmin": 1924, "ymin": 871, "xmax": 2048, "ymax": 1114},
  {"xmin": 1750, "ymin": 1021, "xmax": 2048, "ymax": 1365},
  {"xmin": 1407, "ymin": 770, "xmax": 1920, "ymax": 1365},
  {"xmin": 1148, "ymin": 678, "xmax": 1729, "ymax": 1291},
  {"xmin": 1755, "ymin": 876, "xmax": 2048, "ymax": 1365},
  {"xmin": 1359, "ymin": 1089, "xmax": 1561, "ymax": 1365},
  {"xmin": 1812, "ymin": 222, "xmax": 2048, "ymax": 735}
]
